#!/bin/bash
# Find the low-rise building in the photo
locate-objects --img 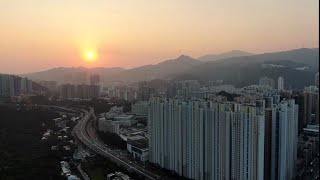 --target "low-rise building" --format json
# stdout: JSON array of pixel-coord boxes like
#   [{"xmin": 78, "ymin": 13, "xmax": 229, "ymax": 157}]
[
  {"xmin": 98, "ymin": 106, "xmax": 137, "ymax": 134},
  {"xmin": 100, "ymin": 112, "xmax": 119, "ymax": 119},
  {"xmin": 127, "ymin": 135, "xmax": 149, "ymax": 162},
  {"xmin": 98, "ymin": 118, "xmax": 121, "ymax": 134},
  {"xmin": 110, "ymin": 106, "xmax": 124, "ymax": 113},
  {"xmin": 303, "ymin": 124, "xmax": 319, "ymax": 137},
  {"xmin": 107, "ymin": 172, "xmax": 131, "ymax": 180},
  {"xmin": 98, "ymin": 115, "xmax": 137, "ymax": 134},
  {"xmin": 60, "ymin": 161, "xmax": 71, "ymax": 175},
  {"xmin": 114, "ymin": 114, "xmax": 135, "ymax": 125}
]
